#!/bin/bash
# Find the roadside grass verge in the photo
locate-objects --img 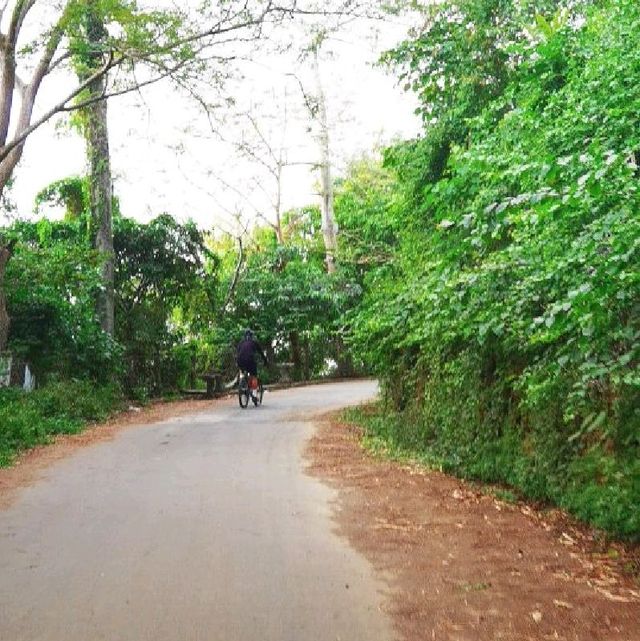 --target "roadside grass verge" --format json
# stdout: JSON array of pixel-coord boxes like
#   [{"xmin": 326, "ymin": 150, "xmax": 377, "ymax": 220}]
[
  {"xmin": 343, "ymin": 403, "xmax": 640, "ymax": 543},
  {"xmin": 0, "ymin": 381, "xmax": 124, "ymax": 466}
]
